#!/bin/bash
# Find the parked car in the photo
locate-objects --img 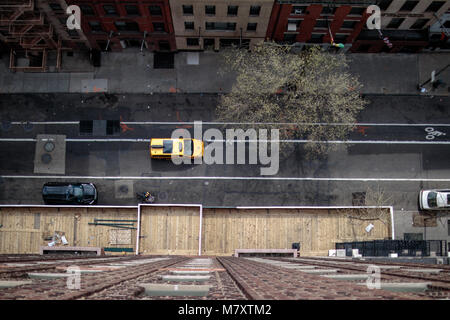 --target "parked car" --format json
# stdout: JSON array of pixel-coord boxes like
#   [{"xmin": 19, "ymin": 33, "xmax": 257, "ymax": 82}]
[
  {"xmin": 42, "ymin": 182, "xmax": 98, "ymax": 205},
  {"xmin": 150, "ymin": 138, "xmax": 204, "ymax": 159},
  {"xmin": 419, "ymin": 189, "xmax": 450, "ymax": 210}
]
